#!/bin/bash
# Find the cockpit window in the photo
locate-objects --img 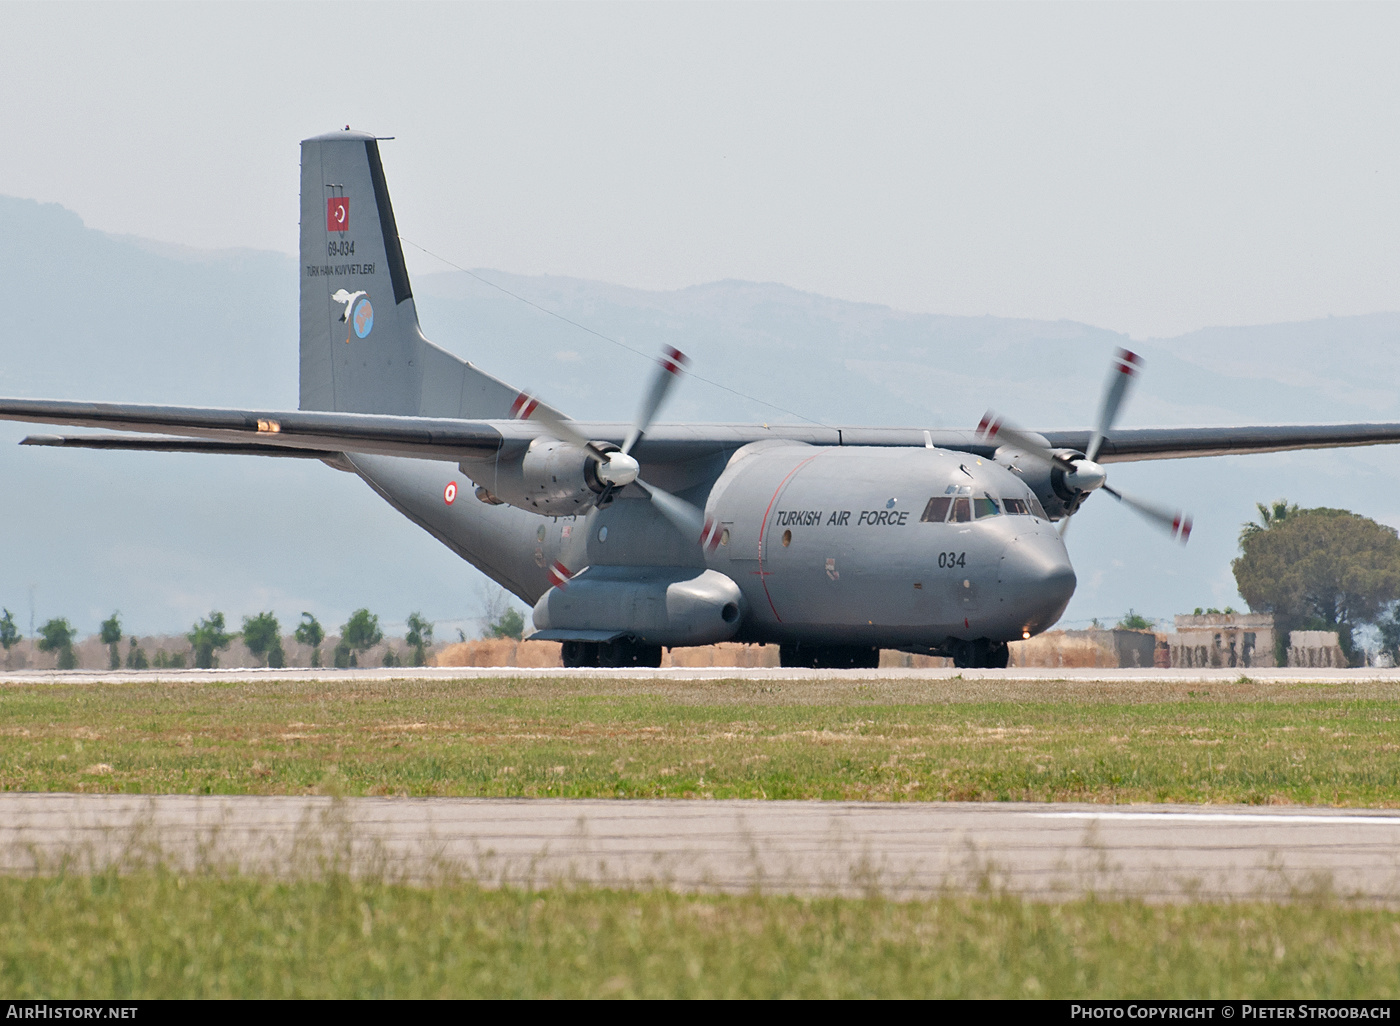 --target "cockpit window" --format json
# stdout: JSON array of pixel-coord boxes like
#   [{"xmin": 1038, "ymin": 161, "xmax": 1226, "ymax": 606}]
[
  {"xmin": 921, "ymin": 496, "xmax": 952, "ymax": 523},
  {"xmin": 1001, "ymin": 495, "xmax": 1049, "ymax": 519},
  {"xmin": 926, "ymin": 493, "xmax": 1039, "ymax": 523}
]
